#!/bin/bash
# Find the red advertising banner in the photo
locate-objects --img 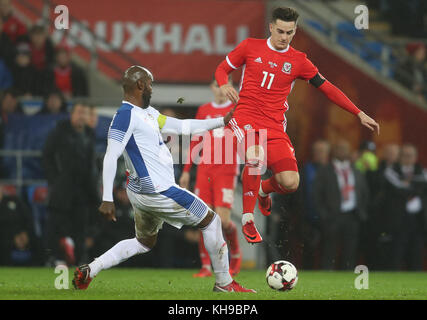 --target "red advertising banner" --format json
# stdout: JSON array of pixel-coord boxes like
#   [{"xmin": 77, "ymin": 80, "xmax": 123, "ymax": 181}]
[{"xmin": 19, "ymin": 0, "xmax": 266, "ymax": 83}]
